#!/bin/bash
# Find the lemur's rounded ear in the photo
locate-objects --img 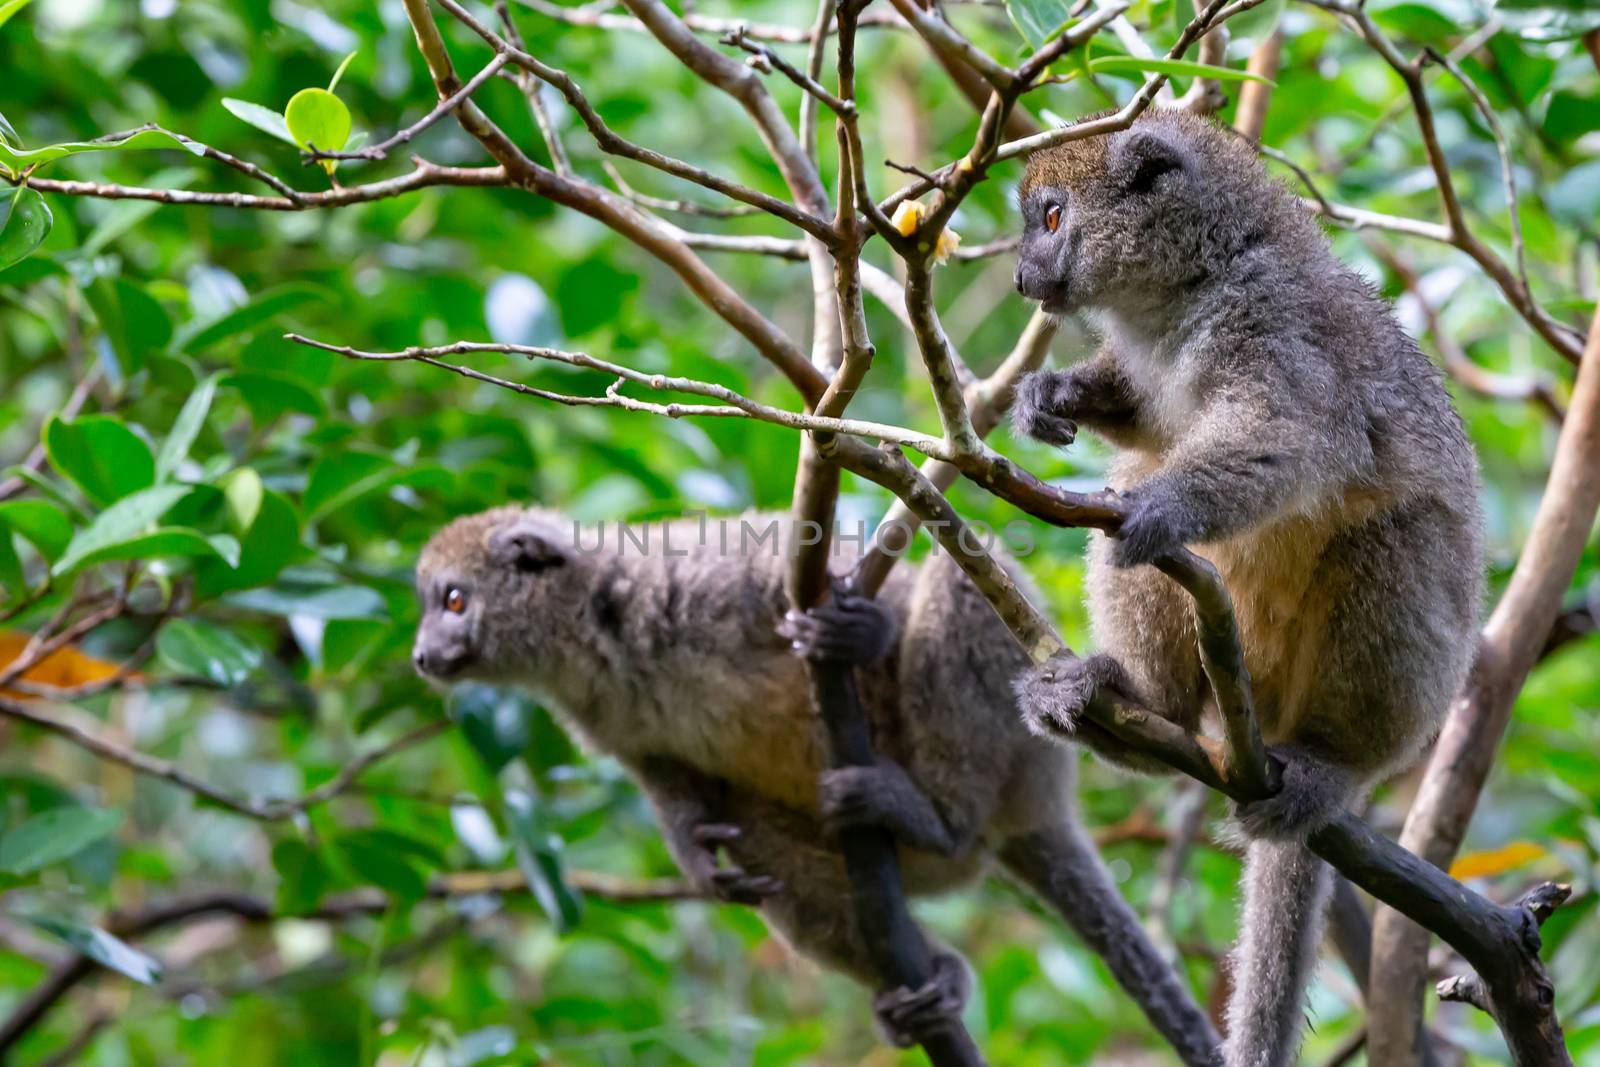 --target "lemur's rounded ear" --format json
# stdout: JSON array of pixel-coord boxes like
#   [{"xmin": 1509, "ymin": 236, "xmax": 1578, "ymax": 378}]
[
  {"xmin": 1113, "ymin": 129, "xmax": 1189, "ymax": 194},
  {"xmin": 487, "ymin": 520, "xmax": 568, "ymax": 573}
]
